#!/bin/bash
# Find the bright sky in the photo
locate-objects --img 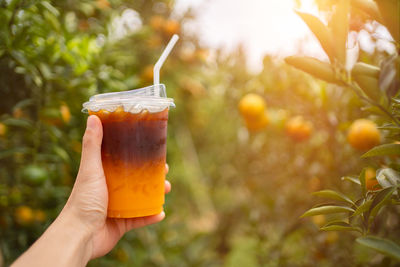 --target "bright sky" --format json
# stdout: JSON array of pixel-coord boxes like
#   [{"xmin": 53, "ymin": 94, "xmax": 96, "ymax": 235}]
[{"xmin": 175, "ymin": 0, "xmax": 328, "ymax": 72}]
